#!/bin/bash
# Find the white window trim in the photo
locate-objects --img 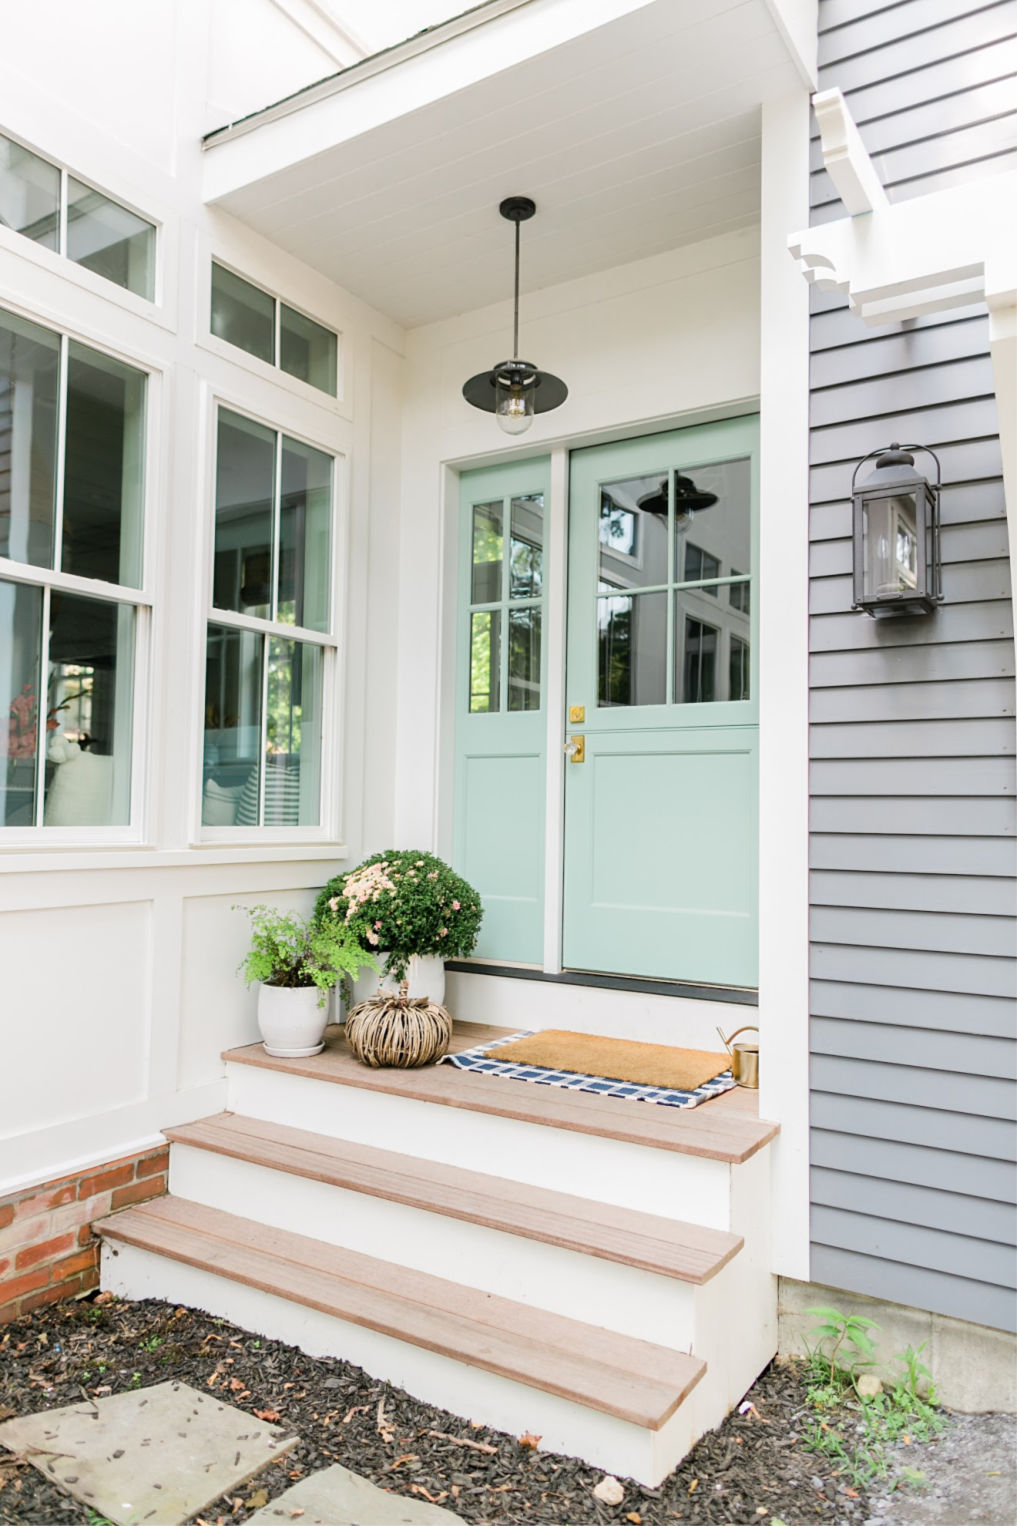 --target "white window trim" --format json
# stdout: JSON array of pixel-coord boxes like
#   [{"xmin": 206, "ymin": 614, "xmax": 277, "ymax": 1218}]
[
  {"xmin": 202, "ymin": 255, "xmax": 347, "ymax": 414},
  {"xmin": 194, "ymin": 391, "xmax": 346, "ymax": 847},
  {"xmin": 0, "ymin": 314, "xmax": 160, "ymax": 848}
]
